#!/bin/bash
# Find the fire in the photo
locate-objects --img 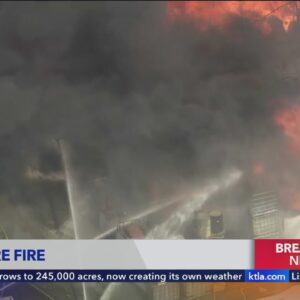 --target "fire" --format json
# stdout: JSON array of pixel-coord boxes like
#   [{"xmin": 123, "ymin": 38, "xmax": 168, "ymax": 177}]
[
  {"xmin": 275, "ymin": 106, "xmax": 300, "ymax": 153},
  {"xmin": 167, "ymin": 1, "xmax": 299, "ymax": 33}
]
